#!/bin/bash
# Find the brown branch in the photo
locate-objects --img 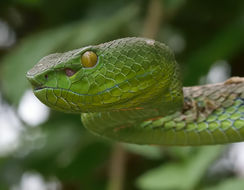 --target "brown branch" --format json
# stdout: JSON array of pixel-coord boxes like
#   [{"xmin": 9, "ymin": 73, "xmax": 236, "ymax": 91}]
[
  {"xmin": 142, "ymin": 0, "xmax": 163, "ymax": 38},
  {"xmin": 107, "ymin": 2, "xmax": 164, "ymax": 190},
  {"xmin": 107, "ymin": 144, "xmax": 127, "ymax": 190}
]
